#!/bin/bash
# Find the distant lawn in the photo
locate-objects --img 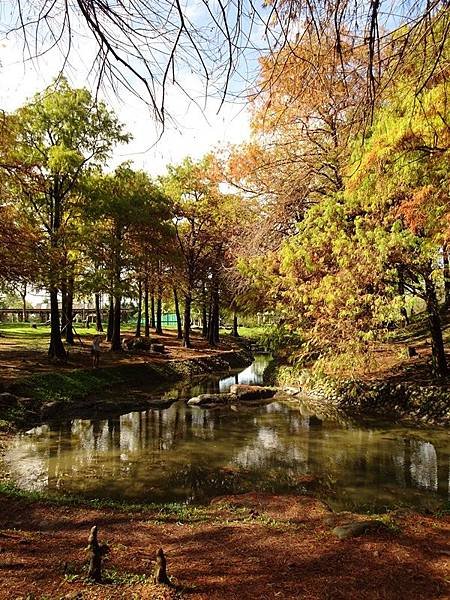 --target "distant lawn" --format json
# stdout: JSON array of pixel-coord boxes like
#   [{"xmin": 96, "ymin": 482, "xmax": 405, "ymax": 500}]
[
  {"xmin": 0, "ymin": 321, "xmax": 270, "ymax": 352},
  {"xmin": 0, "ymin": 322, "xmax": 111, "ymax": 352},
  {"xmin": 221, "ymin": 326, "xmax": 269, "ymax": 340}
]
